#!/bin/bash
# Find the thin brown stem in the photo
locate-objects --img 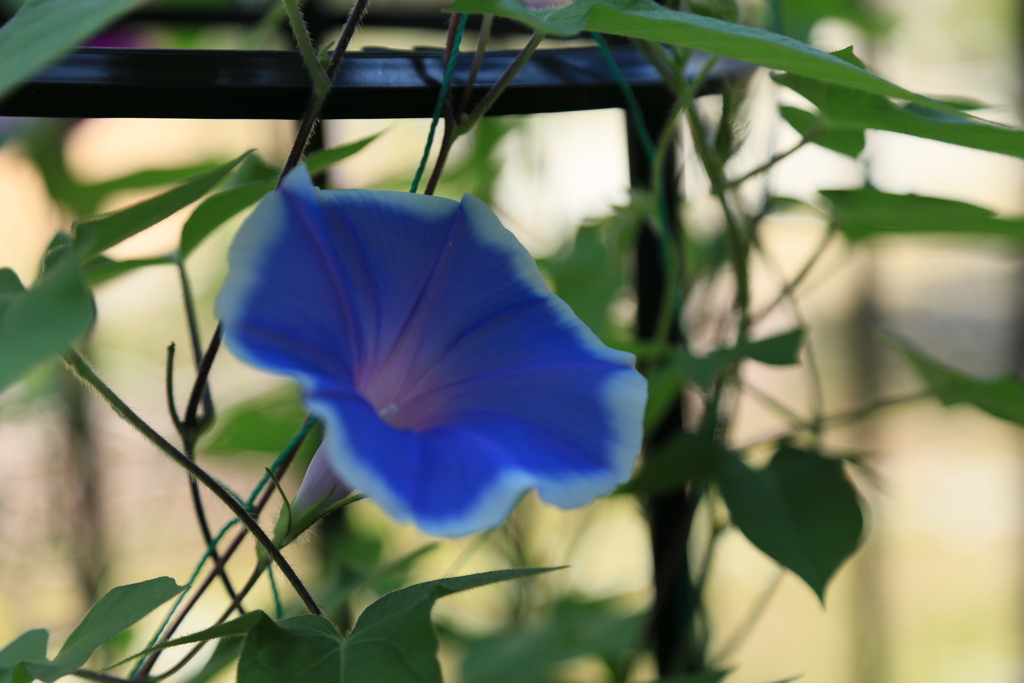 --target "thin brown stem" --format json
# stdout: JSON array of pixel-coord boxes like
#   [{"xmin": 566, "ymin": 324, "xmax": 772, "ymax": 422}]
[
  {"xmin": 173, "ymin": 265, "xmax": 238, "ymax": 610},
  {"xmin": 456, "ymin": 32, "xmax": 543, "ymax": 136},
  {"xmin": 751, "ymin": 228, "xmax": 836, "ymax": 324},
  {"xmin": 721, "ymin": 131, "xmax": 820, "ymax": 190},
  {"xmin": 62, "ymin": 349, "xmax": 321, "ymax": 618},
  {"xmin": 150, "ymin": 567, "xmax": 266, "ymax": 681},
  {"xmin": 279, "ymin": 0, "xmax": 371, "ymax": 183},
  {"xmin": 177, "ymin": 261, "xmax": 214, "ymax": 429},
  {"xmin": 422, "ymin": 14, "xmax": 462, "ymax": 196},
  {"xmin": 133, "ymin": 424, "xmax": 309, "ymax": 679},
  {"xmin": 457, "ymin": 14, "xmax": 493, "ymax": 117},
  {"xmin": 76, "ymin": 670, "xmax": 133, "ymax": 683},
  {"xmin": 184, "ymin": 323, "xmax": 221, "ymax": 430},
  {"xmin": 133, "ymin": 526, "xmax": 249, "ymax": 681}
]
